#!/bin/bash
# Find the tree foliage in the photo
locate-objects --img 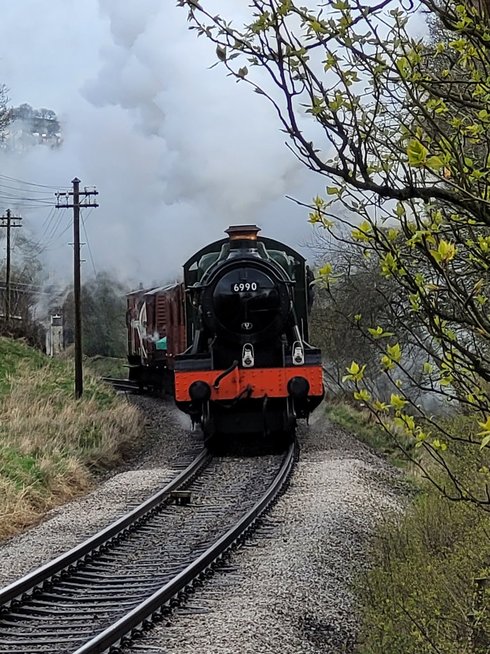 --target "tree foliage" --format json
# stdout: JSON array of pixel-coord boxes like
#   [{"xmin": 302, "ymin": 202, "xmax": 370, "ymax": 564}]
[
  {"xmin": 0, "ymin": 231, "xmax": 45, "ymax": 346},
  {"xmin": 181, "ymin": 0, "xmax": 490, "ymax": 508},
  {"xmin": 11, "ymin": 103, "xmax": 60, "ymax": 137},
  {"xmin": 62, "ymin": 273, "xmax": 127, "ymax": 358},
  {"xmin": 0, "ymin": 84, "xmax": 11, "ymax": 141},
  {"xmin": 310, "ymin": 230, "xmax": 432, "ymax": 408}
]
